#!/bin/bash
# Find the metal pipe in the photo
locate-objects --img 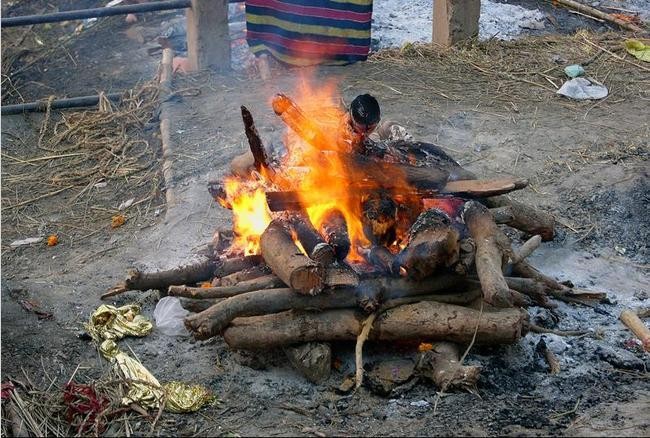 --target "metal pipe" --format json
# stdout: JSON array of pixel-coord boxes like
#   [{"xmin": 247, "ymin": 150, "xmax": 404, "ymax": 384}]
[
  {"xmin": 1, "ymin": 0, "xmax": 192, "ymax": 28},
  {"xmin": 2, "ymin": 93, "xmax": 123, "ymax": 115}
]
